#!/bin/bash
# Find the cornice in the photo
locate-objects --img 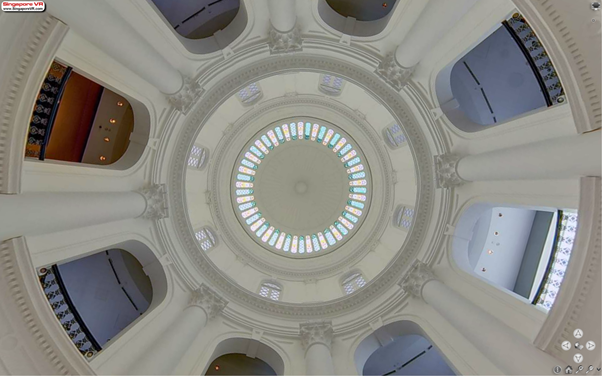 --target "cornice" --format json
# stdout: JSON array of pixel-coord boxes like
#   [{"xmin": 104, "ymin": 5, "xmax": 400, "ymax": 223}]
[
  {"xmin": 207, "ymin": 96, "xmax": 393, "ymax": 278},
  {"xmin": 164, "ymin": 52, "xmax": 440, "ymax": 318}
]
